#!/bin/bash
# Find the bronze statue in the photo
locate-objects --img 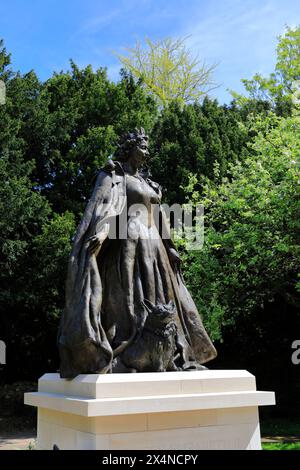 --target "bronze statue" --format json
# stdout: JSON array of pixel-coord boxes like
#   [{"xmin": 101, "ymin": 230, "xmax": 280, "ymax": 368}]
[{"xmin": 58, "ymin": 128, "xmax": 217, "ymax": 378}]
